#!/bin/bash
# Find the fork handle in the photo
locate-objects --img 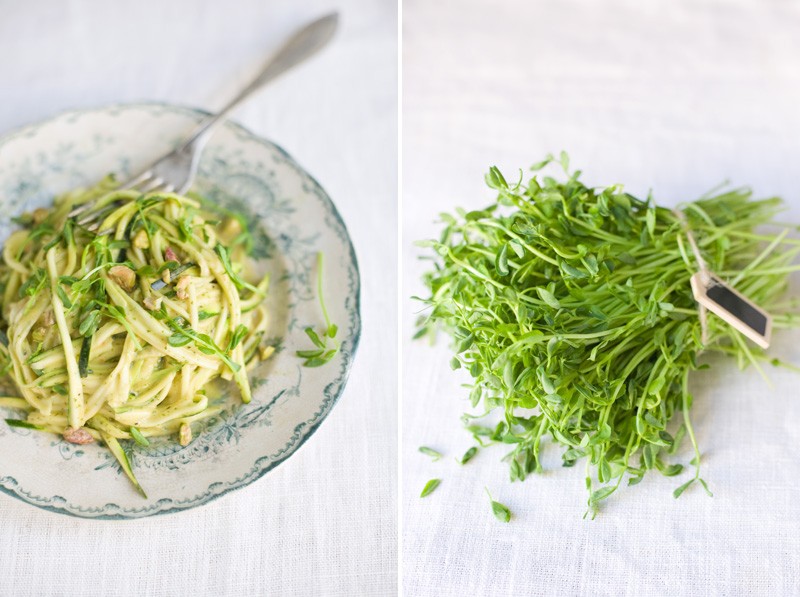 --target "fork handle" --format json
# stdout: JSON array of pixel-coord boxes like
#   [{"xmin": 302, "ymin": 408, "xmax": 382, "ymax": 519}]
[{"xmin": 181, "ymin": 12, "xmax": 339, "ymax": 150}]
